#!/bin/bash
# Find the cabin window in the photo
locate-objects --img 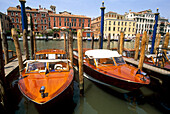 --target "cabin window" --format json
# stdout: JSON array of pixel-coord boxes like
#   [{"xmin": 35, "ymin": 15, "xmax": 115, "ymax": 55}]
[
  {"xmin": 96, "ymin": 58, "xmax": 115, "ymax": 66},
  {"xmin": 114, "ymin": 57, "xmax": 125, "ymax": 65},
  {"xmin": 49, "ymin": 62, "xmax": 68, "ymax": 72}
]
